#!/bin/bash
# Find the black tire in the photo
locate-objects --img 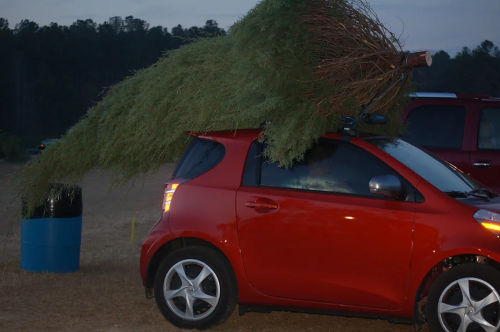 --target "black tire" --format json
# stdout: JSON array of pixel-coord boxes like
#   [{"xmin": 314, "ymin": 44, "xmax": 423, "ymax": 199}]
[
  {"xmin": 427, "ymin": 263, "xmax": 500, "ymax": 332},
  {"xmin": 154, "ymin": 246, "xmax": 238, "ymax": 330}
]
